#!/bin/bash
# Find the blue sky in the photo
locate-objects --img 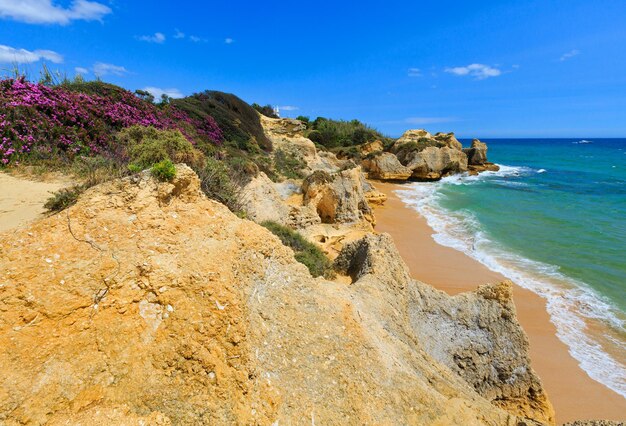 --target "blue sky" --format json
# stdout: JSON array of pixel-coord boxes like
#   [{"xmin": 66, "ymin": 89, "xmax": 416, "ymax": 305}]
[{"xmin": 1, "ymin": 0, "xmax": 626, "ymax": 137}]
